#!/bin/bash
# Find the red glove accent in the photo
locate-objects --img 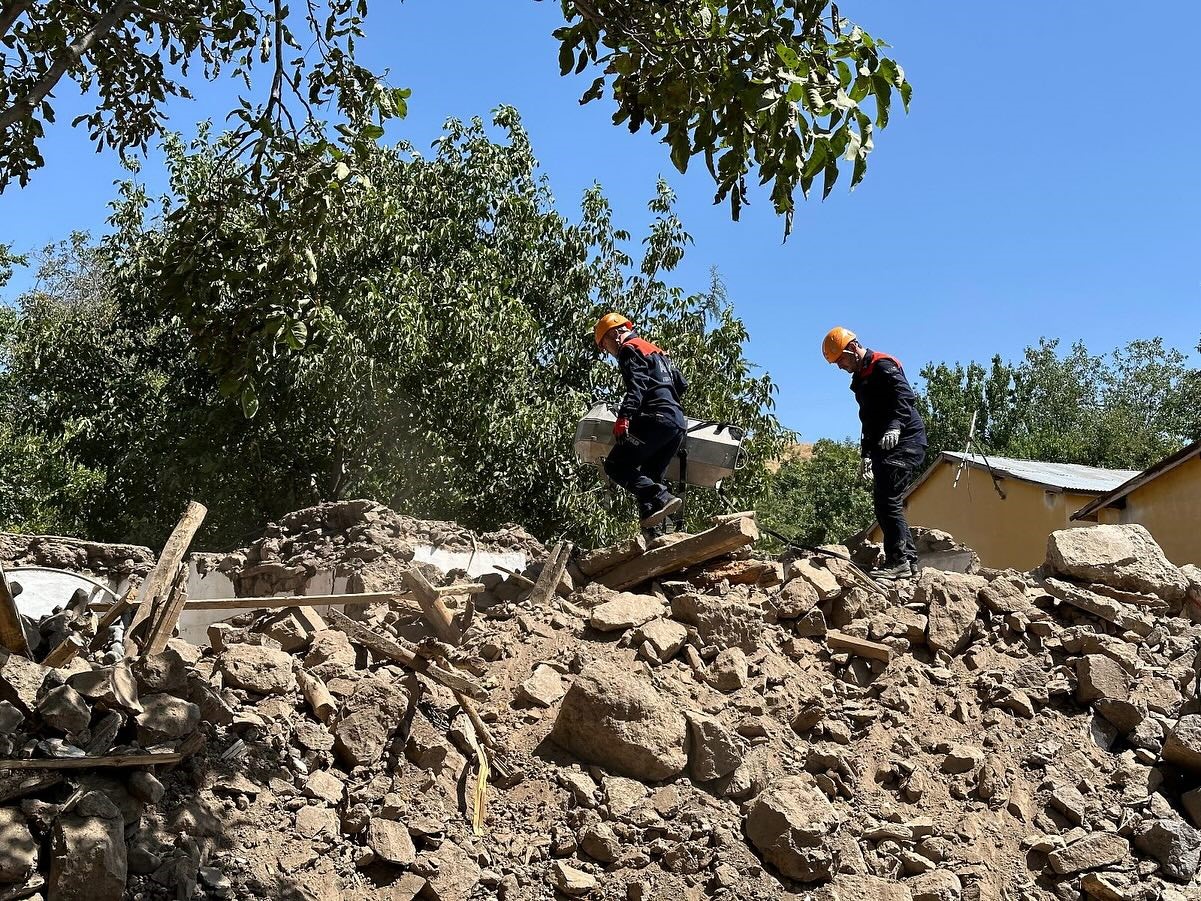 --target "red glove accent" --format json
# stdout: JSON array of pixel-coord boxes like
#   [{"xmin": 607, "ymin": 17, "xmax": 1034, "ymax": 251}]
[{"xmin": 613, "ymin": 417, "xmax": 630, "ymax": 439}]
